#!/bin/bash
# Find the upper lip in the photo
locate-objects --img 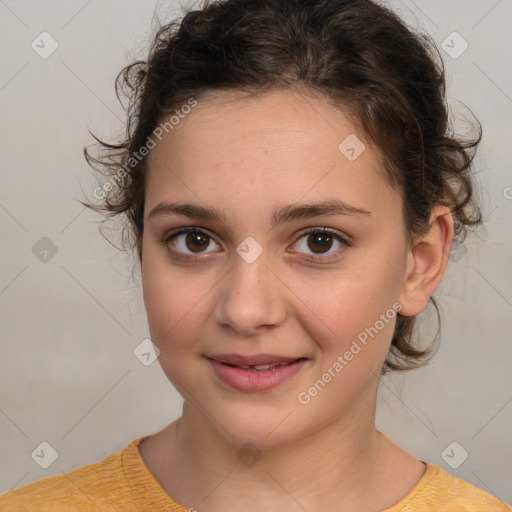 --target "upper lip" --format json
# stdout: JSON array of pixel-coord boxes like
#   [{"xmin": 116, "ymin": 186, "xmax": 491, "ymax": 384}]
[{"xmin": 207, "ymin": 353, "xmax": 305, "ymax": 366}]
